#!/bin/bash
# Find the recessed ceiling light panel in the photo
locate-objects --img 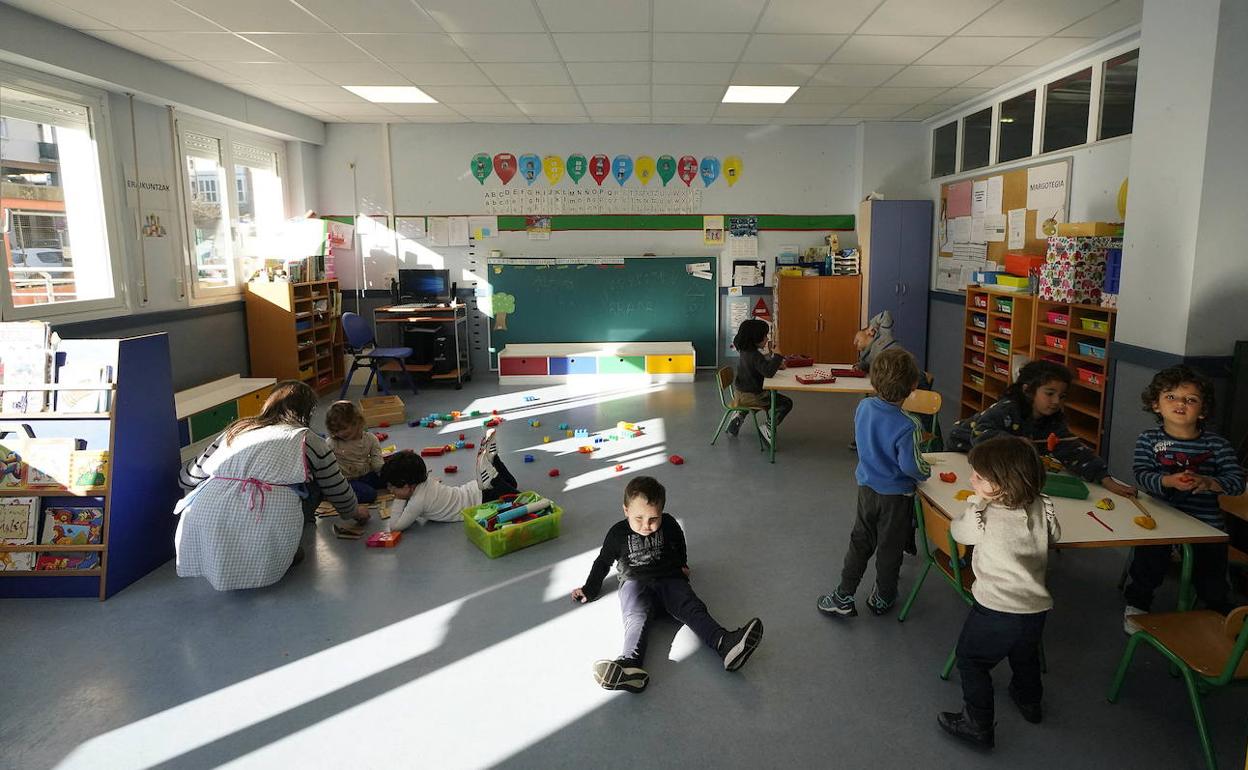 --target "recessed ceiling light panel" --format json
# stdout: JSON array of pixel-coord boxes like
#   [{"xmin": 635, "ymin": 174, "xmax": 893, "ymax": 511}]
[
  {"xmin": 343, "ymin": 86, "xmax": 437, "ymax": 103},
  {"xmin": 722, "ymin": 85, "xmax": 799, "ymax": 103}
]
